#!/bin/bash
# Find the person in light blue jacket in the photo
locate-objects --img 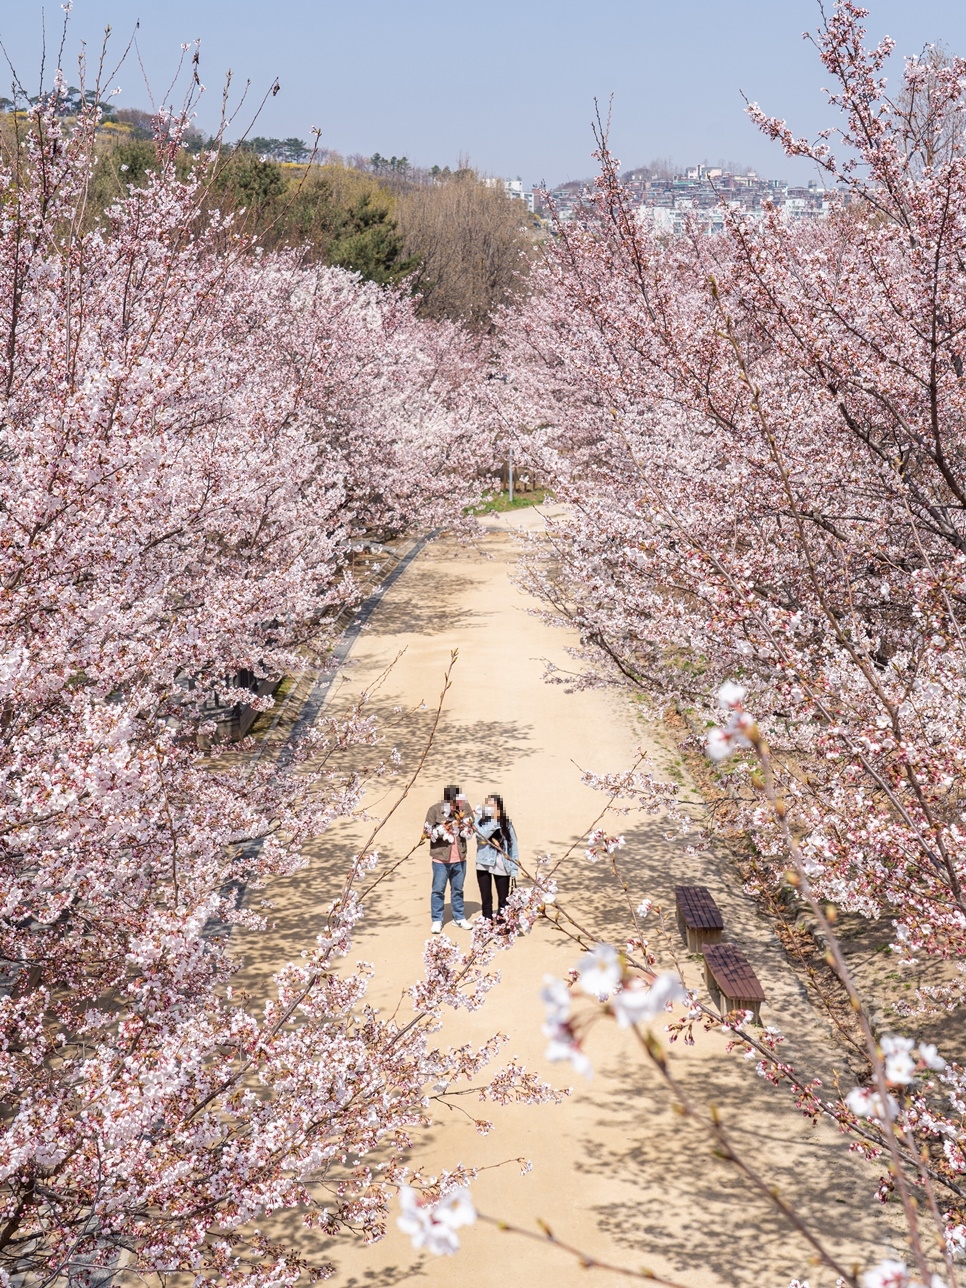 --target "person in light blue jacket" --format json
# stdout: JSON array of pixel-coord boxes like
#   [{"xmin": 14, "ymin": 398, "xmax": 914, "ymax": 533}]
[{"xmin": 474, "ymin": 793, "xmax": 519, "ymax": 921}]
